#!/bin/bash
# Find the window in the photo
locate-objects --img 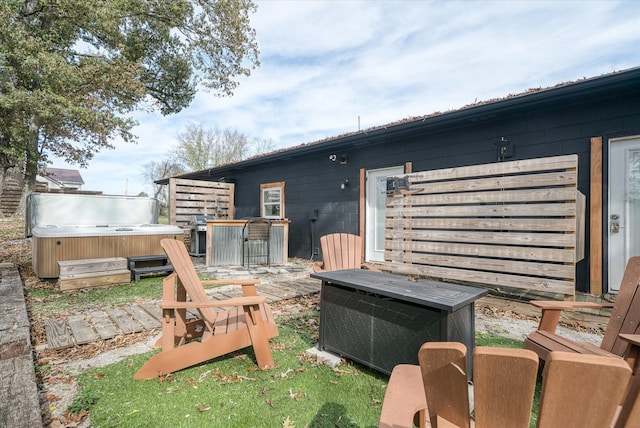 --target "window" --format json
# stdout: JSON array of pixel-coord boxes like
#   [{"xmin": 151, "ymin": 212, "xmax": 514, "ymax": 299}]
[{"xmin": 261, "ymin": 182, "xmax": 284, "ymax": 219}]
